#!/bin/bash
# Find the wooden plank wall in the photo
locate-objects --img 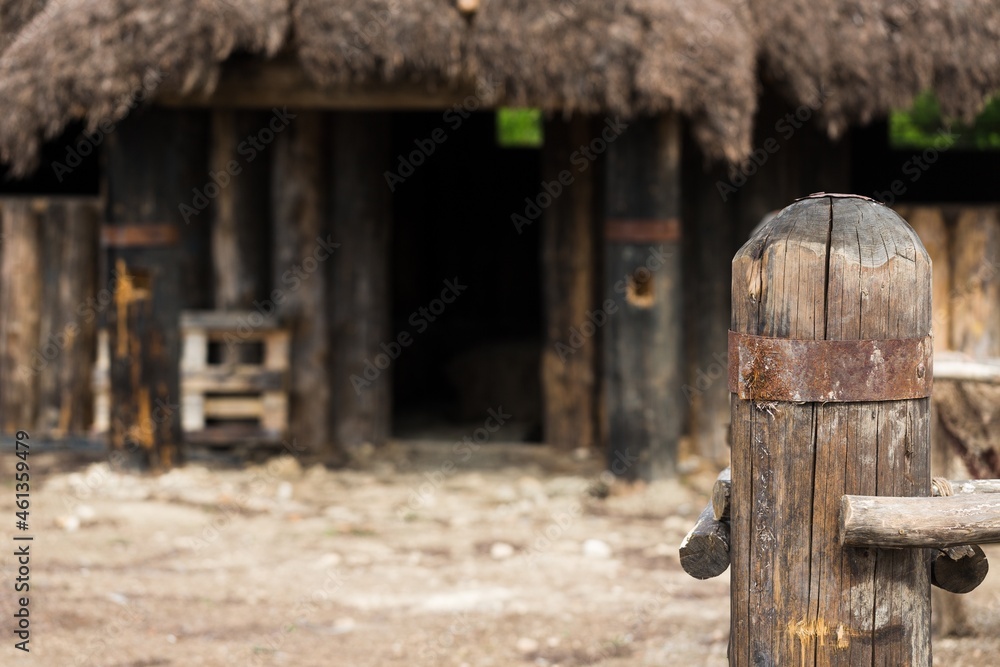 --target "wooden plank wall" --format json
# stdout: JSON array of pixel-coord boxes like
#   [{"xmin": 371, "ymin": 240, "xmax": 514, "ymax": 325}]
[{"xmin": 0, "ymin": 198, "xmax": 101, "ymax": 437}]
